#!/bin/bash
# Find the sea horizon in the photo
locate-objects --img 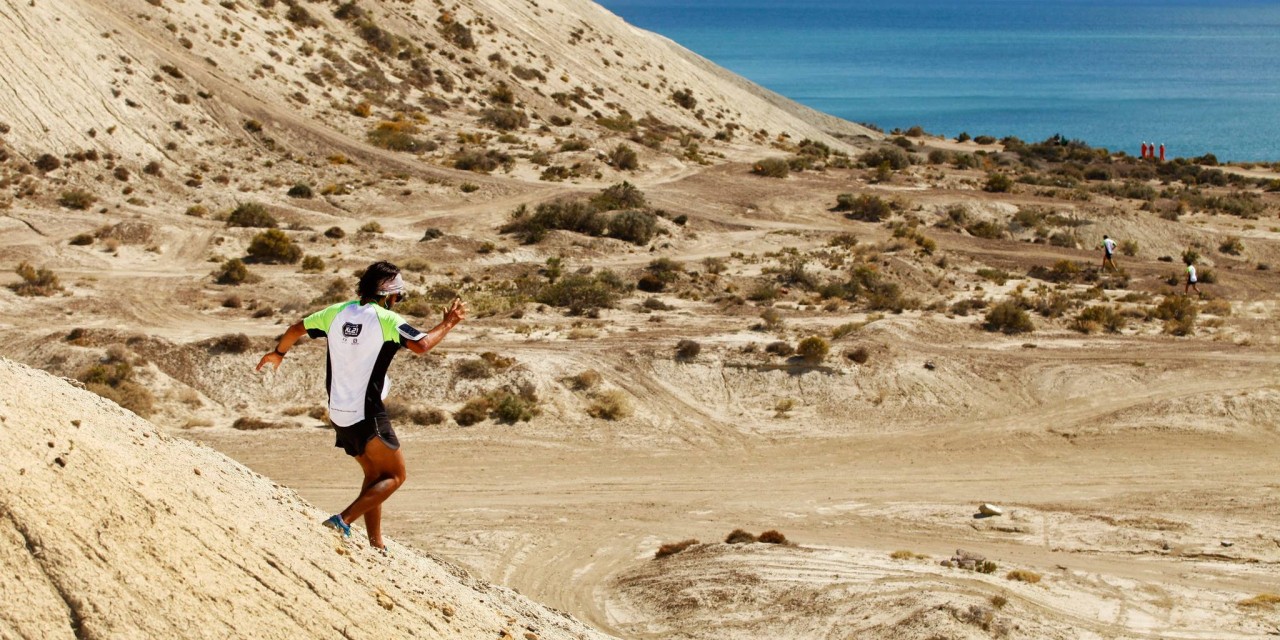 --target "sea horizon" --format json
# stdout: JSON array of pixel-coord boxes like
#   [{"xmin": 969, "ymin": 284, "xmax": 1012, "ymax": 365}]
[{"xmin": 597, "ymin": 0, "xmax": 1280, "ymax": 163}]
